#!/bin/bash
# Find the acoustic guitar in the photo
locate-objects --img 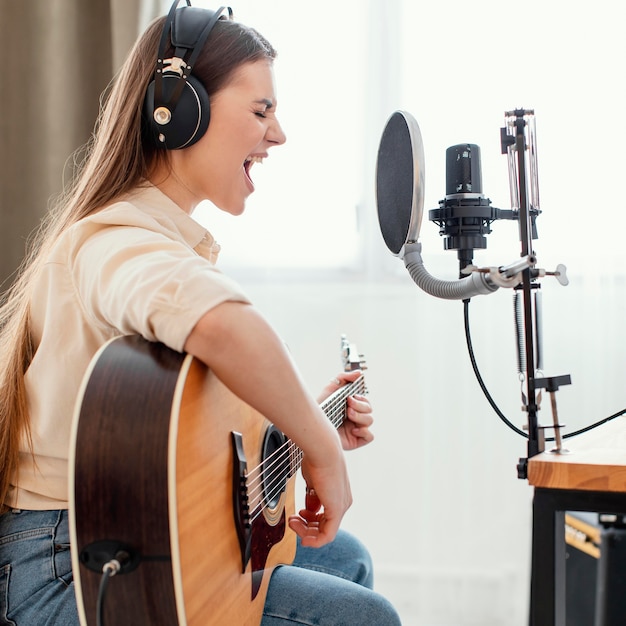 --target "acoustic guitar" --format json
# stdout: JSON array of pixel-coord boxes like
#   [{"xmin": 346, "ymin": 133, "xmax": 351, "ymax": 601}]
[{"xmin": 69, "ymin": 334, "xmax": 366, "ymax": 625}]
